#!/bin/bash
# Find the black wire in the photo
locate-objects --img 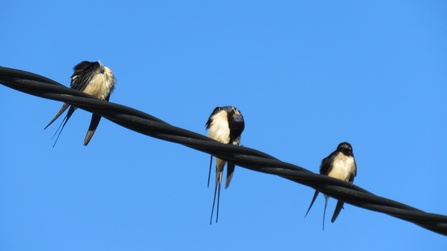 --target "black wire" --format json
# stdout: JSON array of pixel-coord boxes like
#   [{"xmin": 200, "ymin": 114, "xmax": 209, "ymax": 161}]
[{"xmin": 1, "ymin": 66, "xmax": 447, "ymax": 236}]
